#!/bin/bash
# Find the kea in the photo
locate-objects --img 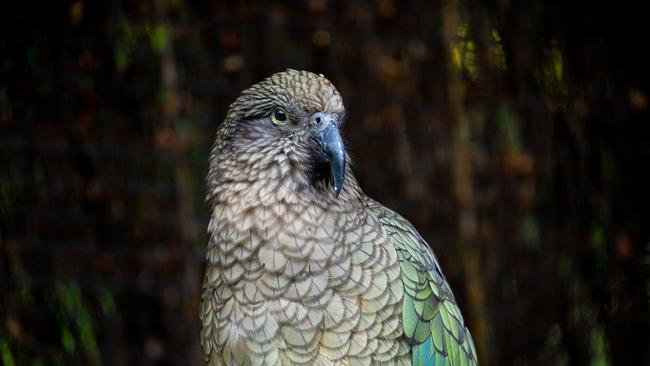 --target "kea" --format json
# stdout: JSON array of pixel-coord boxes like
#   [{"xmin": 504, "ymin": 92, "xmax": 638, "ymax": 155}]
[{"xmin": 201, "ymin": 69, "xmax": 478, "ymax": 366}]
